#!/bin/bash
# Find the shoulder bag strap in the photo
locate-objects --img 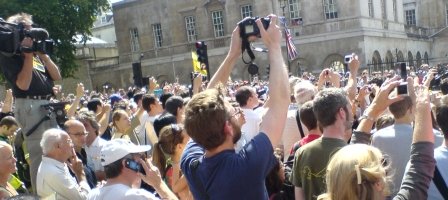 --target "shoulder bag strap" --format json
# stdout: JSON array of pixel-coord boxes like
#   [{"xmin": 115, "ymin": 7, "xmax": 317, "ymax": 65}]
[
  {"xmin": 296, "ymin": 109, "xmax": 305, "ymax": 139},
  {"xmin": 433, "ymin": 165, "xmax": 448, "ymax": 200},
  {"xmin": 190, "ymin": 159, "xmax": 210, "ymax": 200}
]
